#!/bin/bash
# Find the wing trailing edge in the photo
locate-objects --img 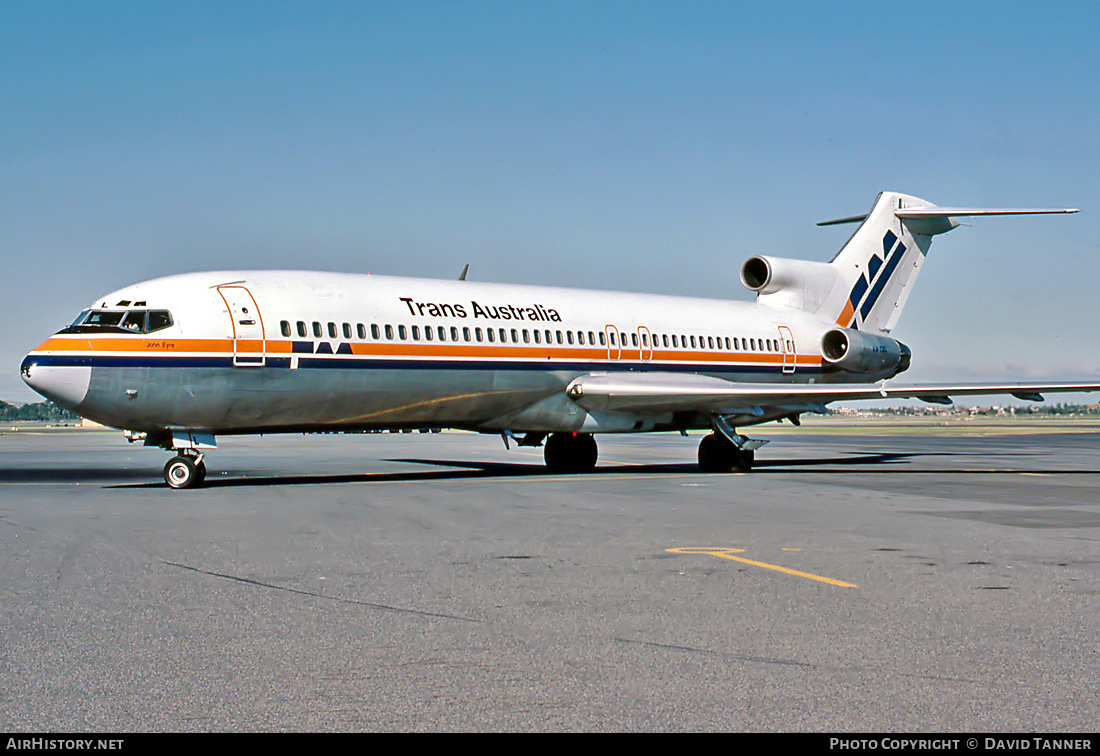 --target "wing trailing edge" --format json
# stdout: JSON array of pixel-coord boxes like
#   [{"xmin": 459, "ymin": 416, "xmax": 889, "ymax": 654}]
[{"xmin": 566, "ymin": 372, "xmax": 1100, "ymax": 414}]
